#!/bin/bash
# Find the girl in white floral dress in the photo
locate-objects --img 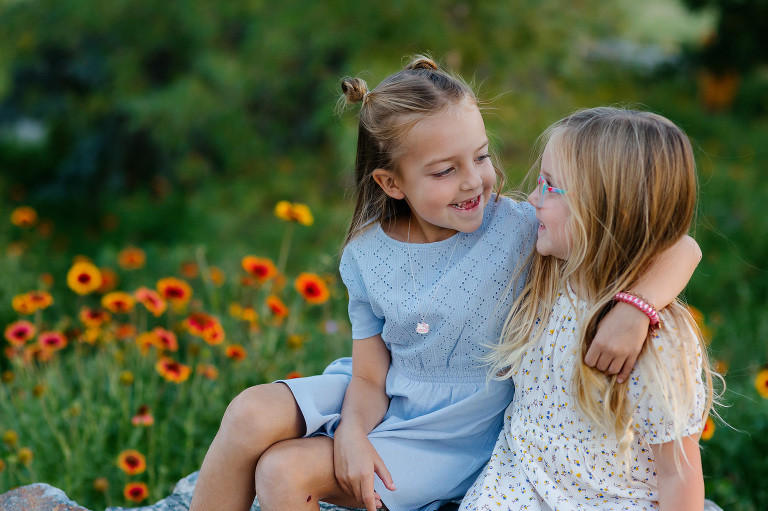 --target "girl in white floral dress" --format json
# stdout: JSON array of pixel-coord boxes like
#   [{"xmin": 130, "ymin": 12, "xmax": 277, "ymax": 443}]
[{"xmin": 461, "ymin": 107, "xmax": 719, "ymax": 511}]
